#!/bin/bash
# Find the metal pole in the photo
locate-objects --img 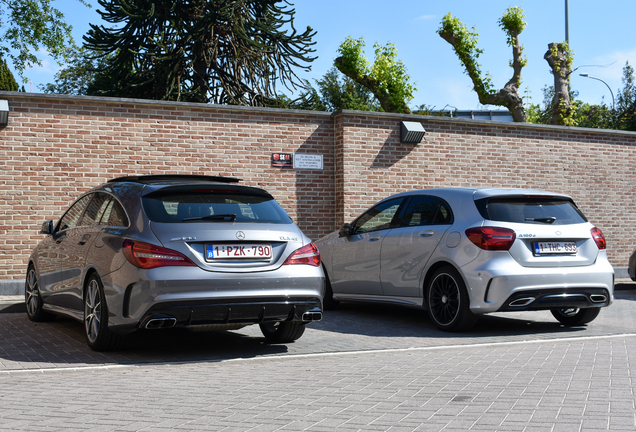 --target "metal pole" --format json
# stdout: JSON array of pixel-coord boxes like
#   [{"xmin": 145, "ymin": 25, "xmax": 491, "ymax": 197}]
[{"xmin": 565, "ymin": 0, "xmax": 570, "ymax": 44}]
